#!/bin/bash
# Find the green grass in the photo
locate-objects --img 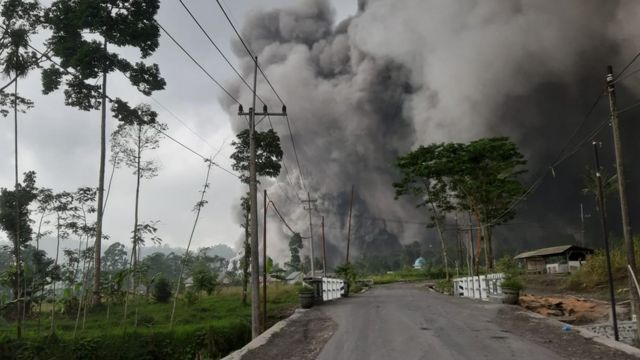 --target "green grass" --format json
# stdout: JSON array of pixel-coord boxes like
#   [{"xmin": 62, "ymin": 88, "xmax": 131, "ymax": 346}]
[
  {"xmin": 369, "ymin": 268, "xmax": 445, "ymax": 285},
  {"xmin": 0, "ymin": 284, "xmax": 298, "ymax": 359}
]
